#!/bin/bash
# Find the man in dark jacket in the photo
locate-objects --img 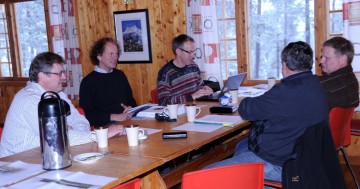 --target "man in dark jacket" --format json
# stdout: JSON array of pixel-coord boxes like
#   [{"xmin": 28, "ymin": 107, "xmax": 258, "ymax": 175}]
[
  {"xmin": 205, "ymin": 41, "xmax": 329, "ymax": 183},
  {"xmin": 319, "ymin": 36, "xmax": 359, "ymax": 109}
]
